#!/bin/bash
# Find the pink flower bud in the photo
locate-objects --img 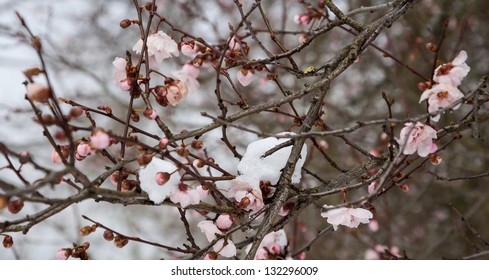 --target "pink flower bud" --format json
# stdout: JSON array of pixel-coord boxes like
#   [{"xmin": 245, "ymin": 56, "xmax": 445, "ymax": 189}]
[
  {"xmin": 51, "ymin": 150, "xmax": 63, "ymax": 164},
  {"xmin": 155, "ymin": 172, "xmax": 170, "ymax": 185},
  {"xmin": 143, "ymin": 108, "xmax": 158, "ymax": 120},
  {"xmin": 56, "ymin": 248, "xmax": 70, "ymax": 260},
  {"xmin": 167, "ymin": 81, "xmax": 189, "ymax": 106},
  {"xmin": 90, "ymin": 130, "xmax": 110, "ymax": 150},
  {"xmin": 319, "ymin": 140, "xmax": 329, "ymax": 149},
  {"xmin": 293, "ymin": 13, "xmax": 311, "ymax": 25},
  {"xmin": 26, "ymin": 83, "xmax": 51, "ymax": 103},
  {"xmin": 77, "ymin": 142, "xmax": 92, "ymax": 157},
  {"xmin": 159, "ymin": 137, "xmax": 169, "ymax": 148},
  {"xmin": 181, "ymin": 41, "xmax": 197, "ymax": 56},
  {"xmin": 216, "ymin": 214, "xmax": 233, "ymax": 230}
]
